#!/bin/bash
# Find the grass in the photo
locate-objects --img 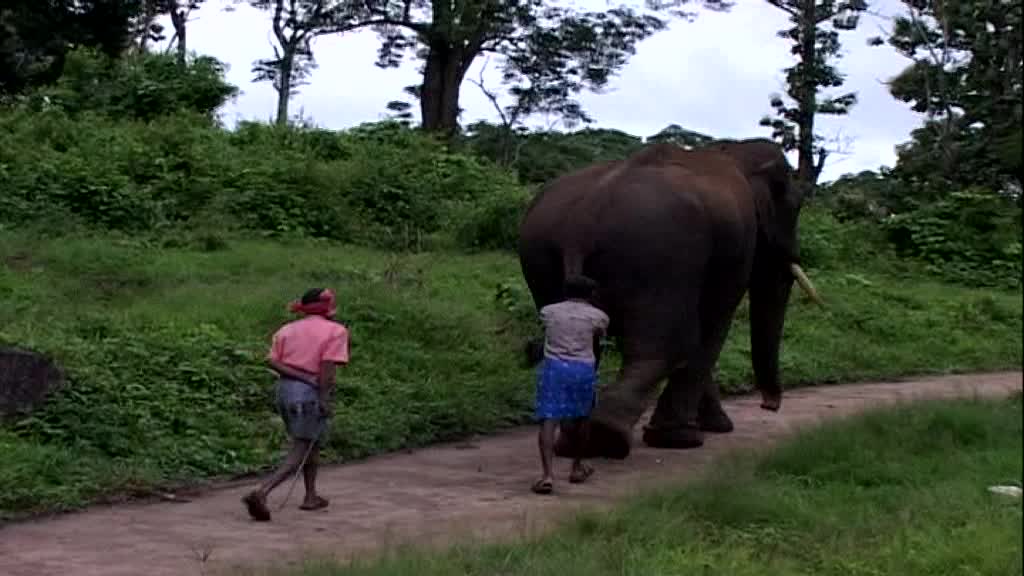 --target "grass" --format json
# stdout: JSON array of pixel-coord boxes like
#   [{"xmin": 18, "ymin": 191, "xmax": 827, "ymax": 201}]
[
  {"xmin": 0, "ymin": 227, "xmax": 1021, "ymax": 519},
  {"xmin": 255, "ymin": 393, "xmax": 1023, "ymax": 576}
]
